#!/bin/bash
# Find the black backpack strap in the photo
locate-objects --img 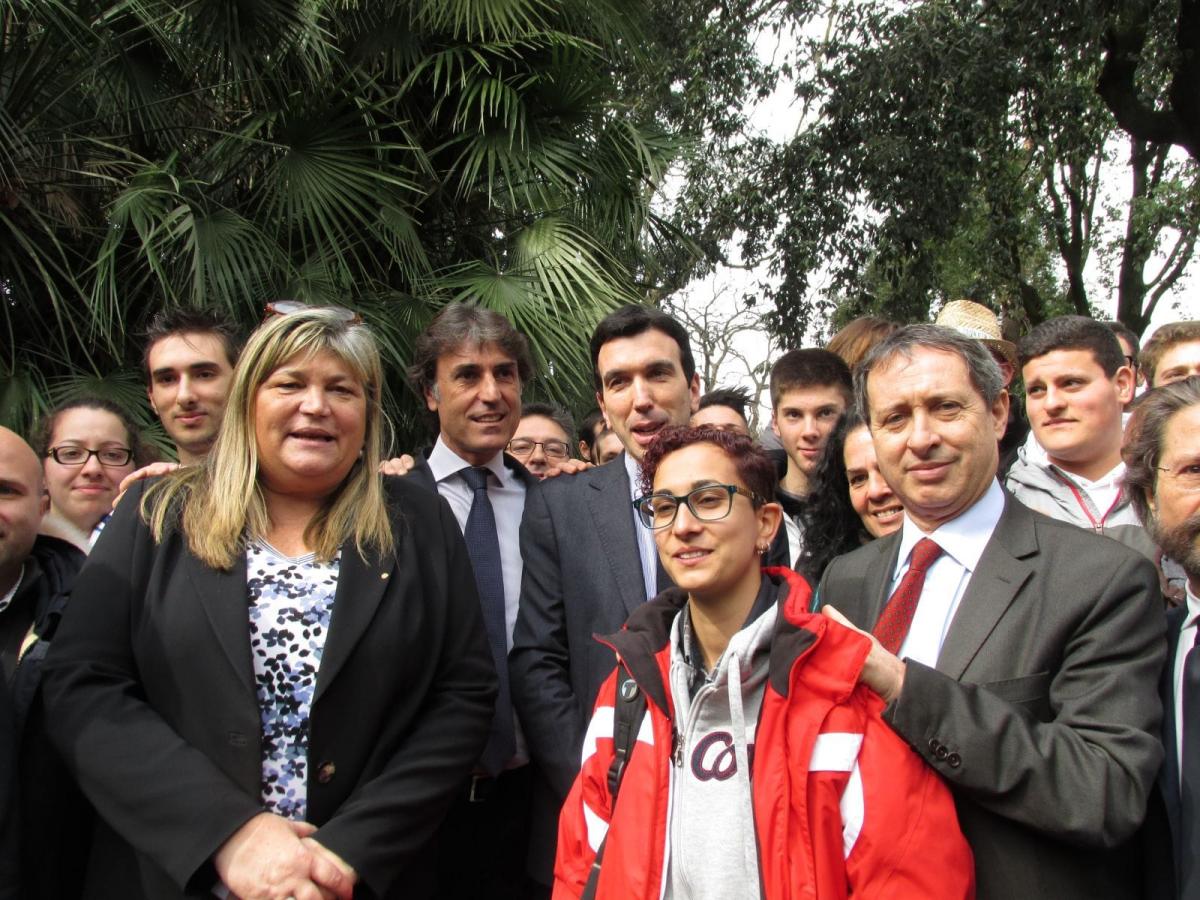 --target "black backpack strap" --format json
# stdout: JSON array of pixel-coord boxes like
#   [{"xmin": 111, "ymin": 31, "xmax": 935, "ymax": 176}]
[{"xmin": 581, "ymin": 664, "xmax": 647, "ymax": 900}]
